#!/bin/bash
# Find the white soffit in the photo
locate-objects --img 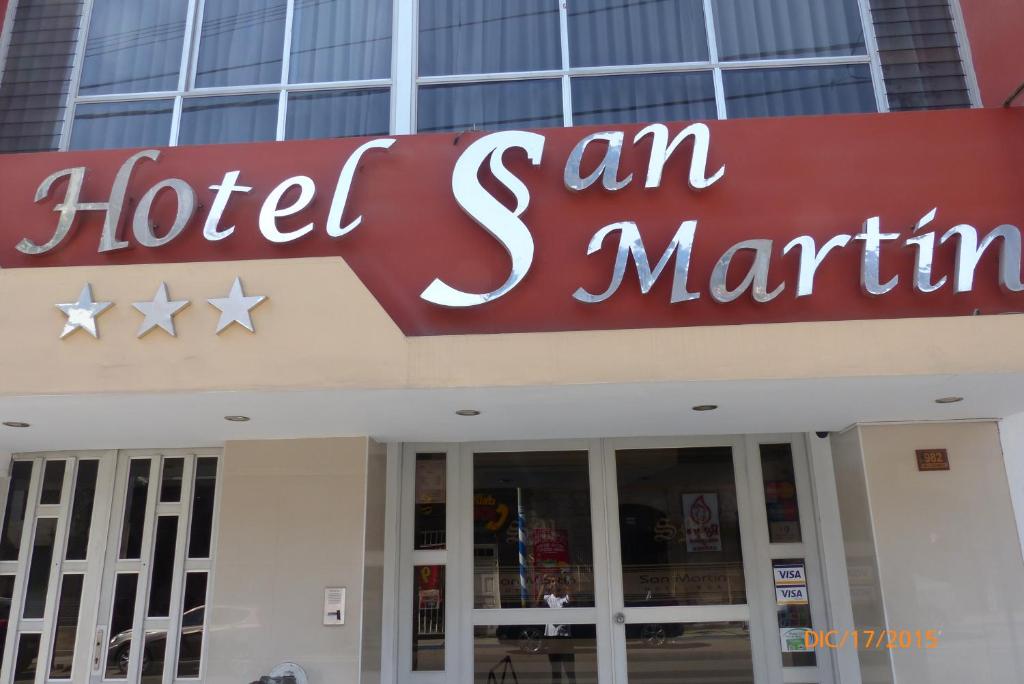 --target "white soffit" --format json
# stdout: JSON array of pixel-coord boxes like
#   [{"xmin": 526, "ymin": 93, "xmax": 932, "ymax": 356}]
[{"xmin": 1, "ymin": 373, "xmax": 1022, "ymax": 452}]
